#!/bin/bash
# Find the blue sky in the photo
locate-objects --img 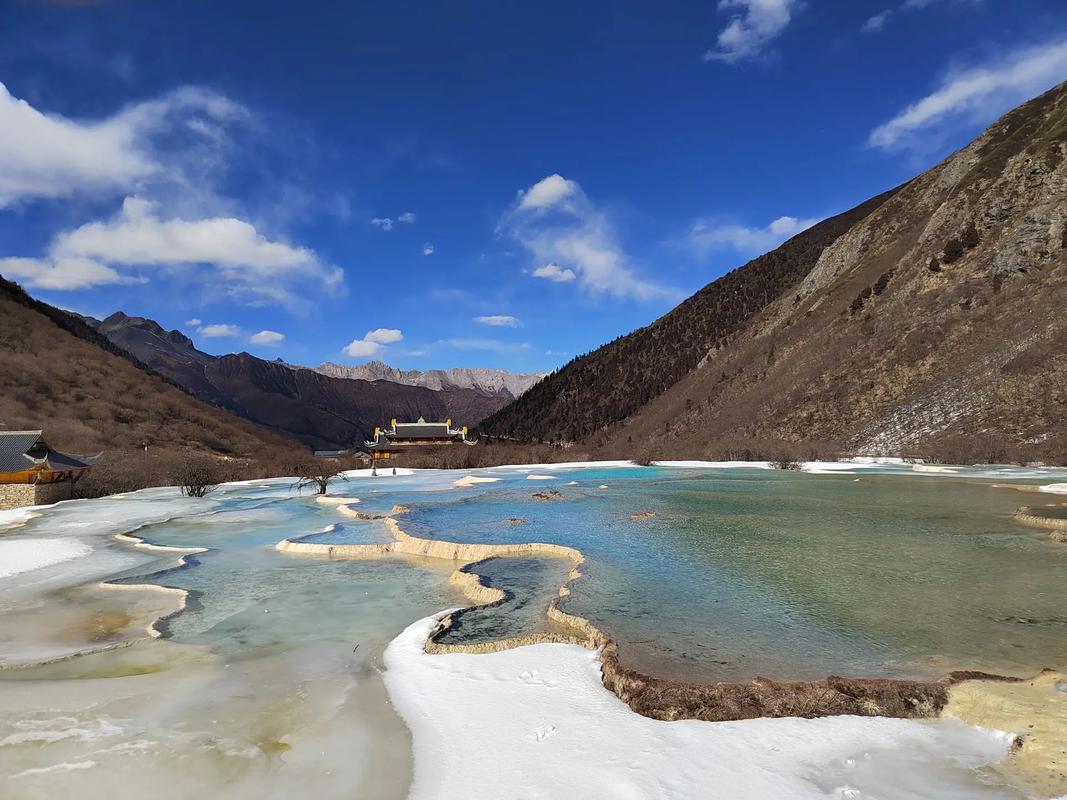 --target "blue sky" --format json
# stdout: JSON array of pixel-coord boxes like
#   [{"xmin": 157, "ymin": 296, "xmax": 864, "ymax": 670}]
[{"xmin": 1, "ymin": 0, "xmax": 1065, "ymax": 372}]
